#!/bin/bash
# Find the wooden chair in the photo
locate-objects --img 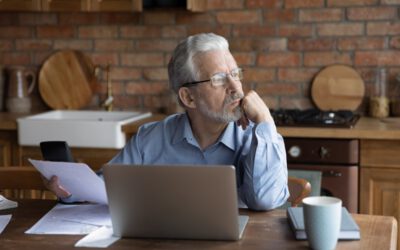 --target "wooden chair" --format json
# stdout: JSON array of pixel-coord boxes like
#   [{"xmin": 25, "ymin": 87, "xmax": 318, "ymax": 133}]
[
  {"xmin": 0, "ymin": 166, "xmax": 55, "ymax": 200},
  {"xmin": 287, "ymin": 176, "xmax": 312, "ymax": 207}
]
